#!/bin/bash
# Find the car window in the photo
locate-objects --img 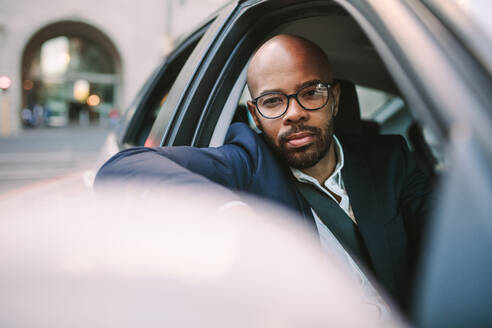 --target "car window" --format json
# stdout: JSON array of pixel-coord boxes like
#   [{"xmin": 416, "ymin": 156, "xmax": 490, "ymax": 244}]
[
  {"xmin": 121, "ymin": 23, "xmax": 211, "ymax": 147},
  {"xmin": 356, "ymin": 86, "xmax": 411, "ymax": 137},
  {"xmin": 357, "ymin": 86, "xmax": 396, "ymax": 120},
  {"xmin": 124, "ymin": 47, "xmax": 197, "ymax": 147},
  {"xmin": 235, "ymin": 84, "xmax": 258, "ymax": 131},
  {"xmin": 170, "ymin": 4, "xmax": 454, "ymax": 182},
  {"xmin": 356, "ymin": 85, "xmax": 446, "ymax": 176}
]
